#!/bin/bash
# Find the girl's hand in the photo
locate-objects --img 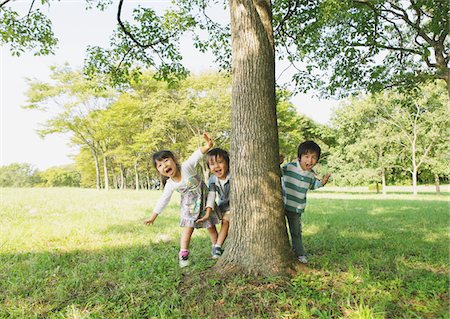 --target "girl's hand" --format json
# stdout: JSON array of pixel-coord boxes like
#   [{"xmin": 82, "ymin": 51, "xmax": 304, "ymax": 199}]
[
  {"xmin": 200, "ymin": 132, "xmax": 214, "ymax": 154},
  {"xmin": 144, "ymin": 213, "xmax": 158, "ymax": 225}
]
